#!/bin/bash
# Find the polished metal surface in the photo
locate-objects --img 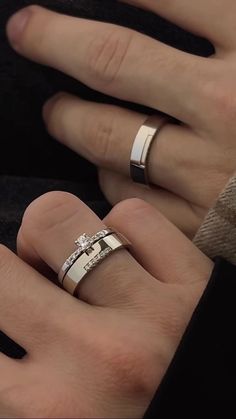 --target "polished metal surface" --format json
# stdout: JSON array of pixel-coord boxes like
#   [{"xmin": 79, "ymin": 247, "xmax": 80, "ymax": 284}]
[
  {"xmin": 62, "ymin": 233, "xmax": 130, "ymax": 296},
  {"xmin": 130, "ymin": 115, "xmax": 169, "ymax": 185}
]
